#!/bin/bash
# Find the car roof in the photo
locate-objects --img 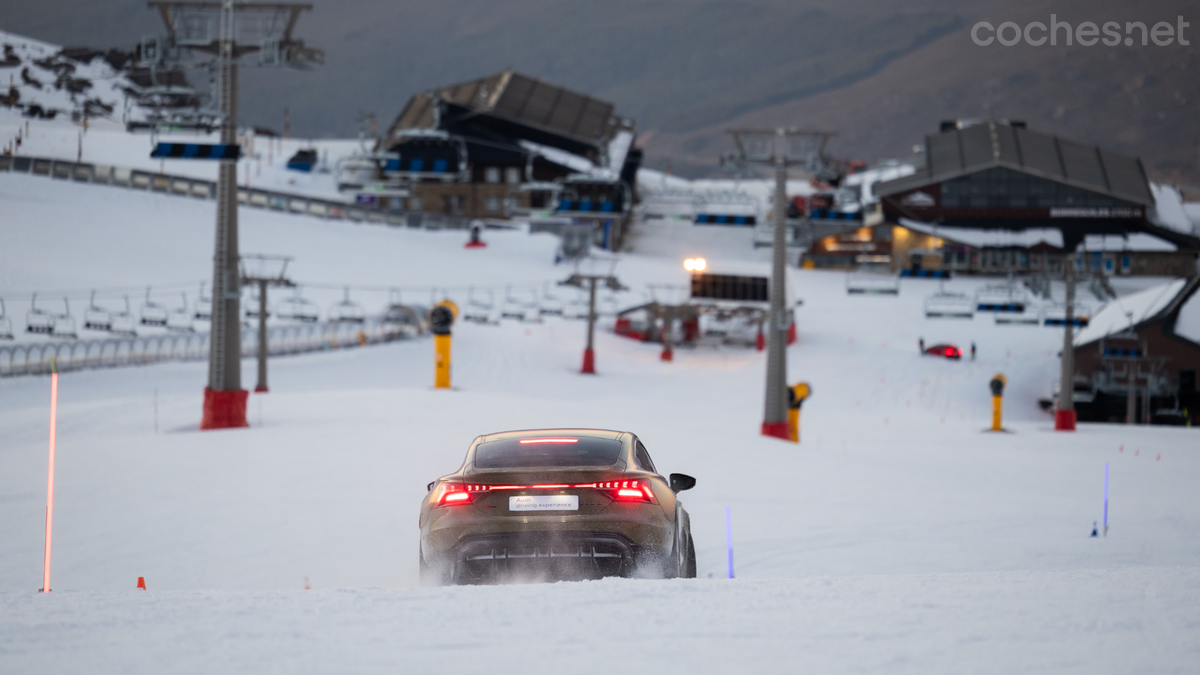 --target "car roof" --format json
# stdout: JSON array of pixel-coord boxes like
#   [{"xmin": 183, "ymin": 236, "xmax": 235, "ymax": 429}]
[{"xmin": 475, "ymin": 428, "xmax": 627, "ymax": 443}]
